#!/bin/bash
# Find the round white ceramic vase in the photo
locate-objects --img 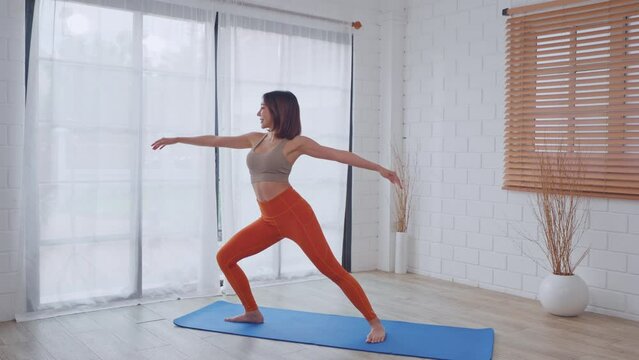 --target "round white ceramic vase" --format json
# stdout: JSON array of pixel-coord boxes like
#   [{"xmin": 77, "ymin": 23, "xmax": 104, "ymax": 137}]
[{"xmin": 538, "ymin": 273, "xmax": 589, "ymax": 316}]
